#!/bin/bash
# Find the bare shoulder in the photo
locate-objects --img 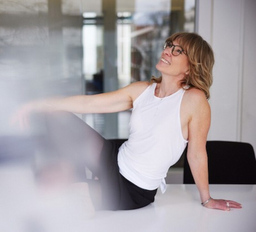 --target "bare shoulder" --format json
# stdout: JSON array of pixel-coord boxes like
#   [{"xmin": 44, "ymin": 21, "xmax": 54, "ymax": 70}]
[
  {"xmin": 180, "ymin": 88, "xmax": 211, "ymax": 142},
  {"xmin": 127, "ymin": 81, "xmax": 150, "ymax": 90},
  {"xmin": 183, "ymin": 87, "xmax": 210, "ymax": 108},
  {"xmin": 180, "ymin": 88, "xmax": 211, "ymax": 144},
  {"xmin": 182, "ymin": 87, "xmax": 211, "ymax": 122},
  {"xmin": 123, "ymin": 81, "xmax": 150, "ymax": 101}
]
